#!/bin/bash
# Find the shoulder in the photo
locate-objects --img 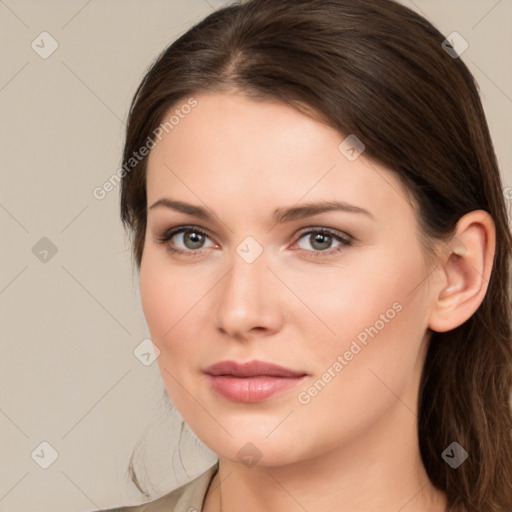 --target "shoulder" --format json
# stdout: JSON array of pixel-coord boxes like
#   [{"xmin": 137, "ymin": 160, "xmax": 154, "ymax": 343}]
[{"xmin": 93, "ymin": 462, "xmax": 219, "ymax": 512}]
